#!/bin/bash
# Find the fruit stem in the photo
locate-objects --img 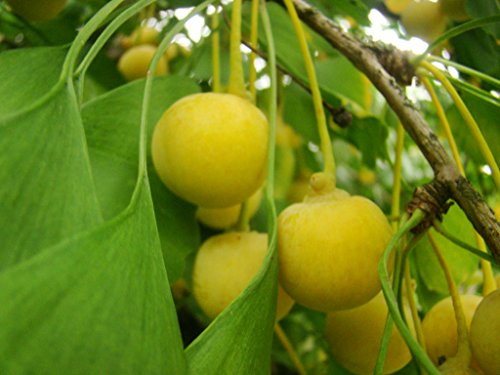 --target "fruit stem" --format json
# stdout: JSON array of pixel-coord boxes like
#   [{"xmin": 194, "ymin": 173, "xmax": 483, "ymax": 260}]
[
  {"xmin": 227, "ymin": 0, "xmax": 247, "ymax": 98},
  {"xmin": 378, "ymin": 210, "xmax": 441, "ymax": 375},
  {"xmin": 404, "ymin": 261, "xmax": 428, "ymax": 357},
  {"xmin": 427, "ymin": 55, "xmax": 500, "ymax": 89},
  {"xmin": 419, "ymin": 61, "xmax": 500, "ymax": 192},
  {"xmin": 274, "ymin": 324, "xmax": 308, "ymax": 375},
  {"xmin": 211, "ymin": 6, "xmax": 221, "ymax": 93},
  {"xmin": 248, "ymin": 0, "xmax": 259, "ymax": 102},
  {"xmin": 432, "ymin": 221, "xmax": 496, "ymax": 264},
  {"xmin": 427, "ymin": 232, "xmax": 472, "ymax": 366},
  {"xmin": 234, "ymin": 200, "xmax": 251, "ymax": 232},
  {"xmin": 421, "ymin": 77, "xmax": 464, "ymax": 176},
  {"xmin": 391, "ymin": 122, "xmax": 404, "ymax": 232},
  {"xmin": 282, "ymin": 0, "xmax": 336, "ymax": 186}
]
